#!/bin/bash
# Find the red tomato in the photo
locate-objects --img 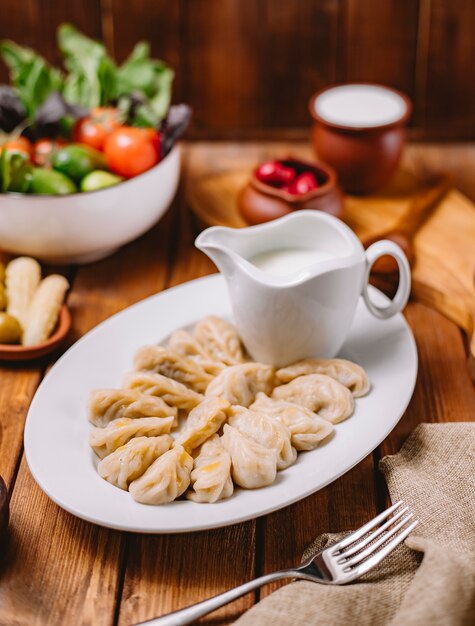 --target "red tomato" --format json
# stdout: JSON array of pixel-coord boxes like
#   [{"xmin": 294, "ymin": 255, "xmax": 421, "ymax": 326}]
[
  {"xmin": 74, "ymin": 107, "xmax": 122, "ymax": 151},
  {"xmin": 33, "ymin": 138, "xmax": 66, "ymax": 167},
  {"xmin": 0, "ymin": 136, "xmax": 32, "ymax": 158},
  {"xmin": 104, "ymin": 126, "xmax": 160, "ymax": 178}
]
